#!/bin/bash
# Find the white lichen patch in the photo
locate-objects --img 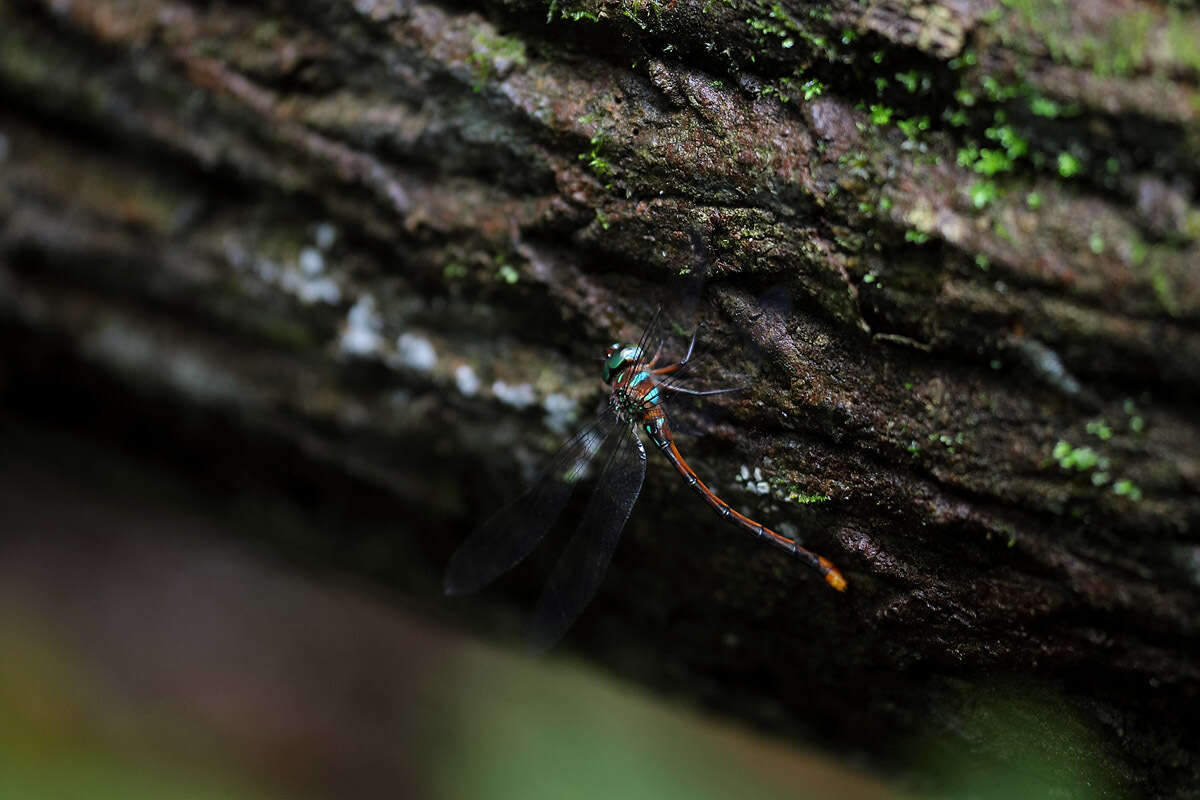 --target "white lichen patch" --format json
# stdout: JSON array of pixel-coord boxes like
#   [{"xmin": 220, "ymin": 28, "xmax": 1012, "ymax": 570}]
[
  {"xmin": 251, "ymin": 257, "xmax": 278, "ymax": 281},
  {"xmin": 1016, "ymin": 339, "xmax": 1081, "ymax": 396},
  {"xmin": 776, "ymin": 522, "xmax": 799, "ymax": 541},
  {"xmin": 223, "ymin": 231, "xmax": 343, "ymax": 306},
  {"xmin": 166, "ymin": 351, "xmax": 246, "ymax": 404},
  {"xmin": 298, "ymin": 246, "xmax": 324, "ymax": 276},
  {"xmin": 492, "ymin": 380, "xmax": 537, "ymax": 409},
  {"xmin": 313, "ymin": 222, "xmax": 338, "ymax": 251},
  {"xmin": 388, "ymin": 389, "xmax": 412, "ymax": 409},
  {"xmin": 737, "ymin": 464, "xmax": 771, "ymax": 495},
  {"xmin": 339, "ymin": 294, "xmax": 384, "ymax": 356},
  {"xmin": 86, "ymin": 318, "xmax": 245, "ymax": 404},
  {"xmin": 542, "ymin": 392, "xmax": 578, "ymax": 435},
  {"xmin": 287, "ymin": 272, "xmax": 342, "ymax": 304},
  {"xmin": 392, "ymin": 332, "xmax": 437, "ymax": 372},
  {"xmin": 455, "ymin": 363, "xmax": 481, "ymax": 396},
  {"xmin": 1180, "ymin": 545, "xmax": 1200, "ymax": 588},
  {"xmin": 87, "ymin": 317, "xmax": 154, "ymax": 372}
]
